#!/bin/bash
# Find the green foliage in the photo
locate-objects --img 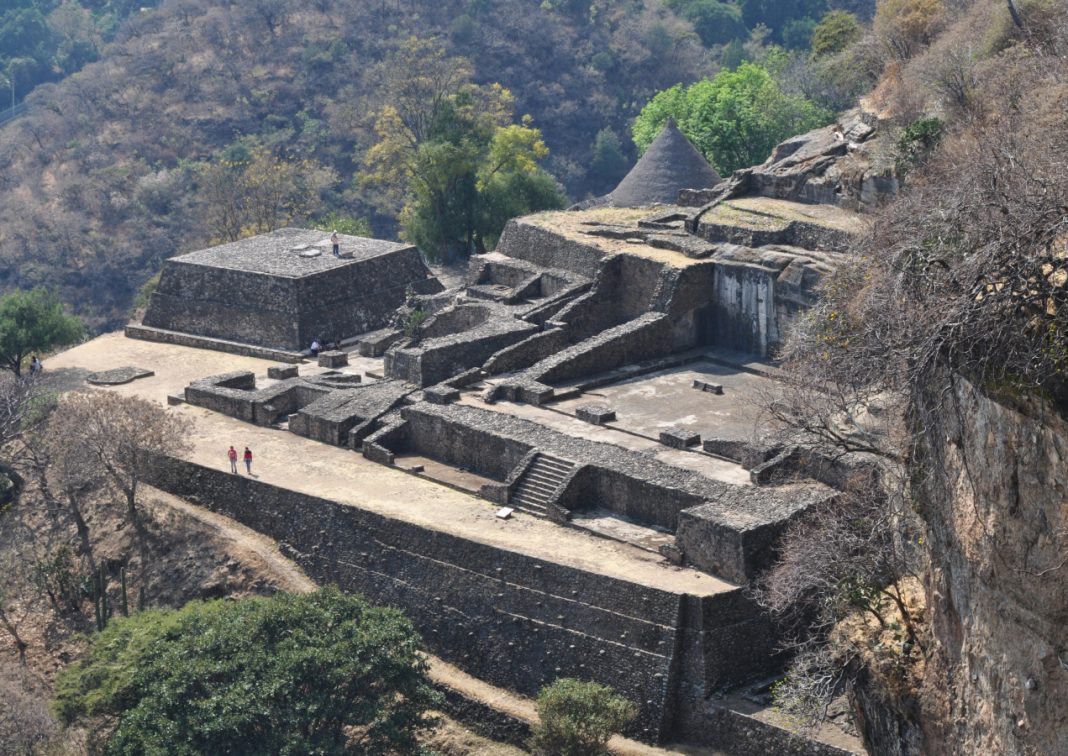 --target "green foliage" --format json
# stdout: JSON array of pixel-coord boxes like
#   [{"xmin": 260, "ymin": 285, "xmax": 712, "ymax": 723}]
[
  {"xmin": 53, "ymin": 587, "xmax": 440, "ymax": 755},
  {"xmin": 782, "ymin": 16, "xmax": 819, "ymax": 50},
  {"xmin": 740, "ymin": 0, "xmax": 828, "ymax": 44},
  {"xmin": 811, "ymin": 10, "xmax": 863, "ymax": 58},
  {"xmin": 405, "ymin": 309, "xmax": 429, "ymax": 339},
  {"xmin": 896, "ymin": 117, "xmax": 943, "ymax": 175},
  {"xmin": 363, "ymin": 41, "xmax": 563, "ymax": 262},
  {"xmin": 667, "ymin": 0, "xmax": 747, "ymax": 46},
  {"xmin": 588, "ymin": 127, "xmax": 629, "ymax": 189},
  {"xmin": 720, "ymin": 37, "xmax": 750, "ymax": 69},
  {"xmin": 0, "ymin": 1, "xmax": 160, "ymax": 107},
  {"xmin": 312, "ymin": 212, "xmax": 373, "ymax": 238},
  {"xmin": 0, "ymin": 288, "xmax": 83, "ymax": 376},
  {"xmin": 130, "ymin": 272, "xmax": 160, "ymax": 318},
  {"xmin": 633, "ymin": 63, "xmax": 833, "ymax": 175},
  {"xmin": 531, "ymin": 678, "xmax": 638, "ymax": 756}
]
